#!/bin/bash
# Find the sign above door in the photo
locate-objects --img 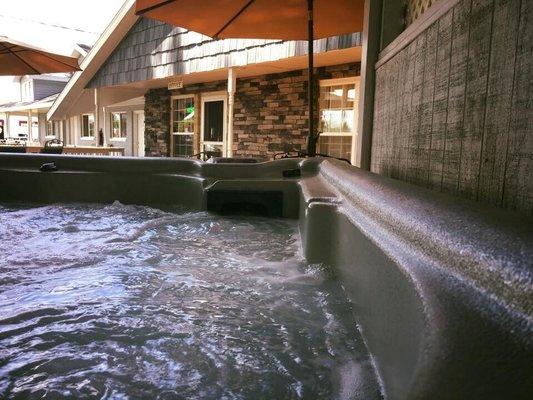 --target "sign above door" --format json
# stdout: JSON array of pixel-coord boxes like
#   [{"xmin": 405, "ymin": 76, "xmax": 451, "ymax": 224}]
[{"xmin": 168, "ymin": 78, "xmax": 184, "ymax": 90}]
